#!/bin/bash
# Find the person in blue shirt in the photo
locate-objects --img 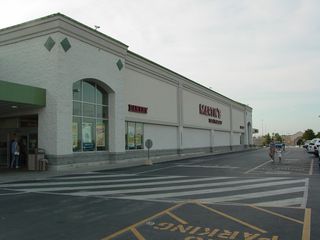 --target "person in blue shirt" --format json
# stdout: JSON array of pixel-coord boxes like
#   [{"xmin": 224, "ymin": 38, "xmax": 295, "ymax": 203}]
[{"xmin": 10, "ymin": 138, "xmax": 20, "ymax": 168}]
